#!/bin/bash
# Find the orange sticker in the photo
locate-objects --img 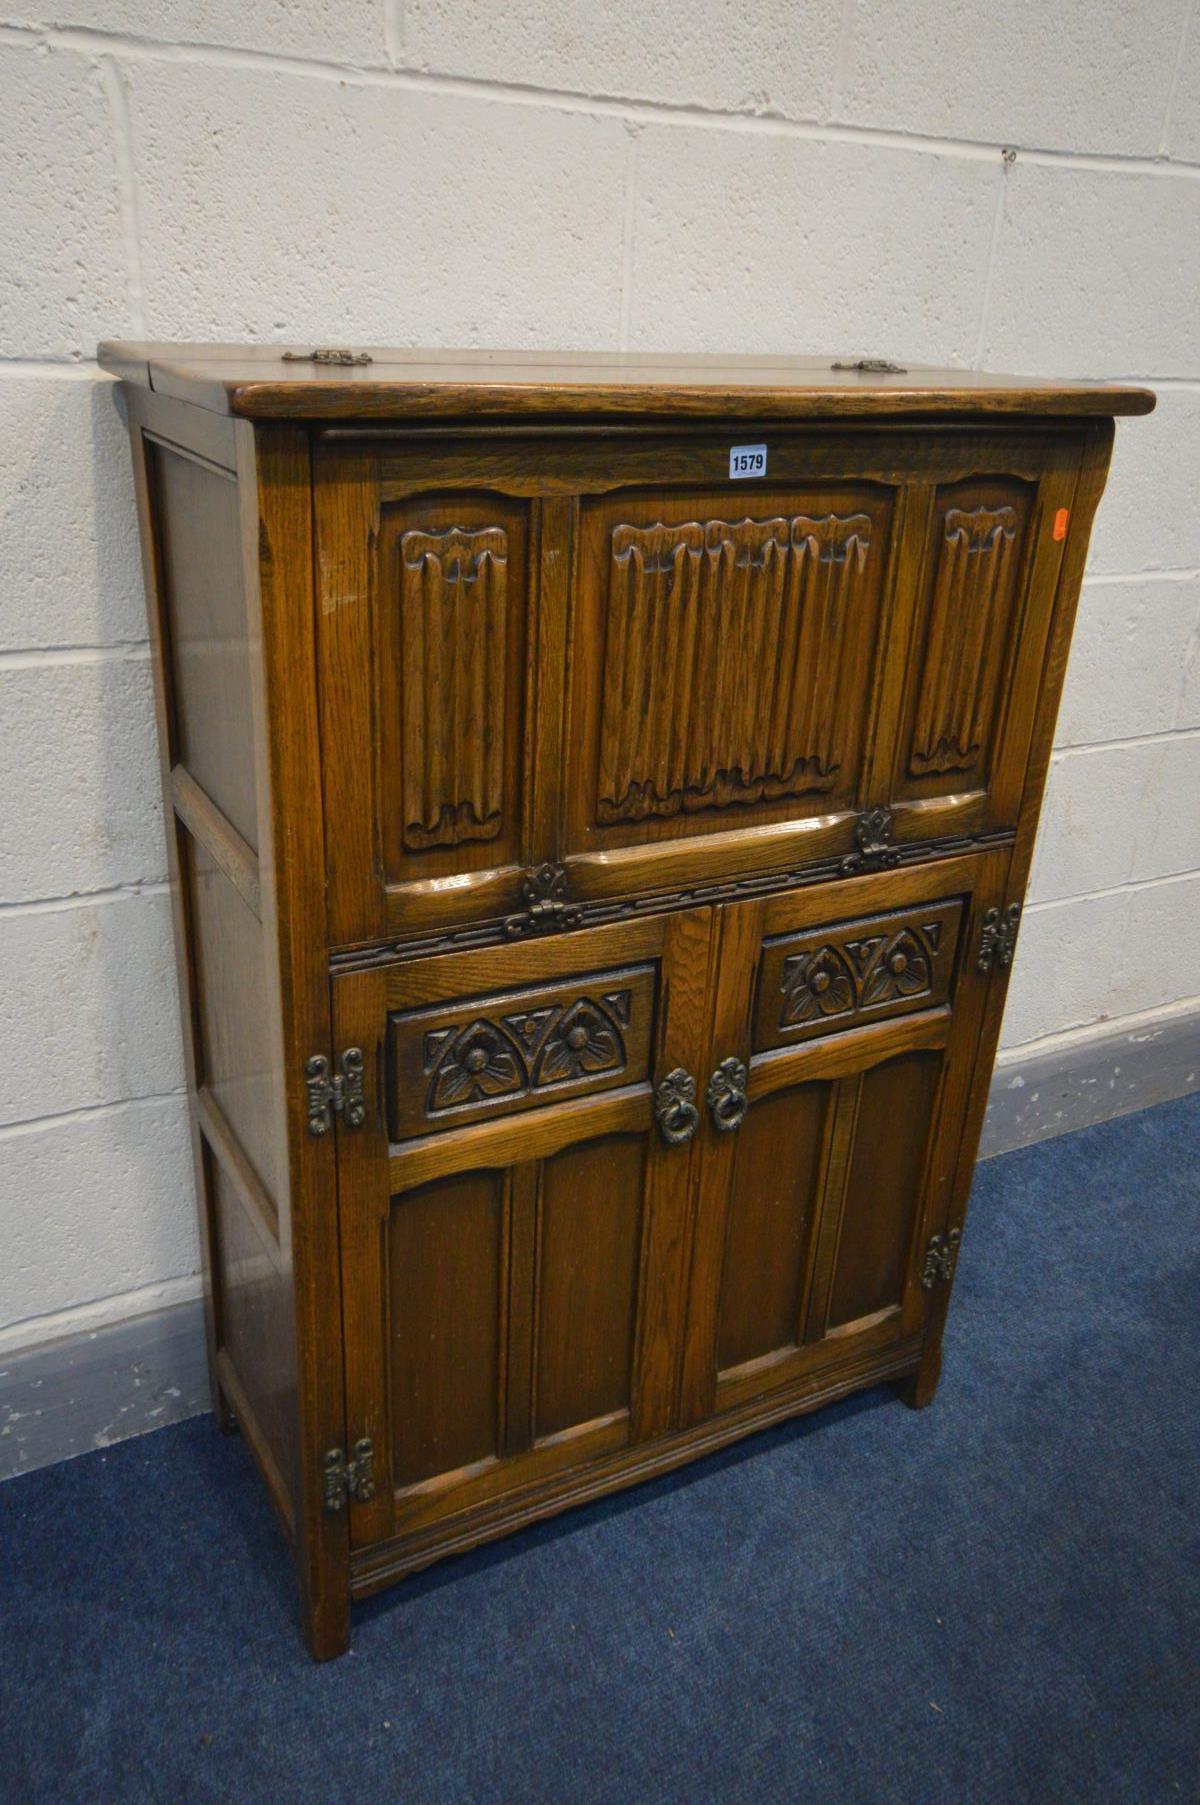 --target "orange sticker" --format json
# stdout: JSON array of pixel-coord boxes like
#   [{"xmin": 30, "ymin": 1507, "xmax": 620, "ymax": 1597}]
[{"xmin": 1052, "ymin": 507, "xmax": 1069, "ymax": 541}]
